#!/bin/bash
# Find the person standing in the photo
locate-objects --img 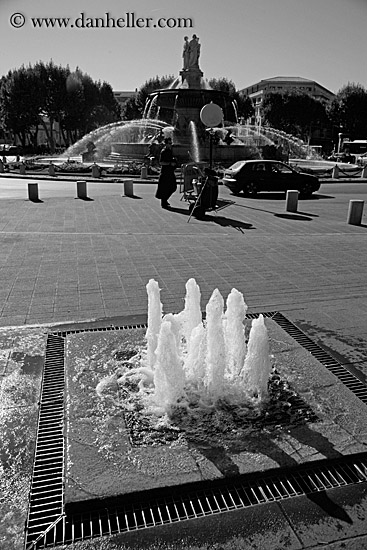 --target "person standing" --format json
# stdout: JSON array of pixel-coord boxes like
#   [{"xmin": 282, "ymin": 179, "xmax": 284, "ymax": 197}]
[{"xmin": 155, "ymin": 137, "xmax": 177, "ymax": 209}]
